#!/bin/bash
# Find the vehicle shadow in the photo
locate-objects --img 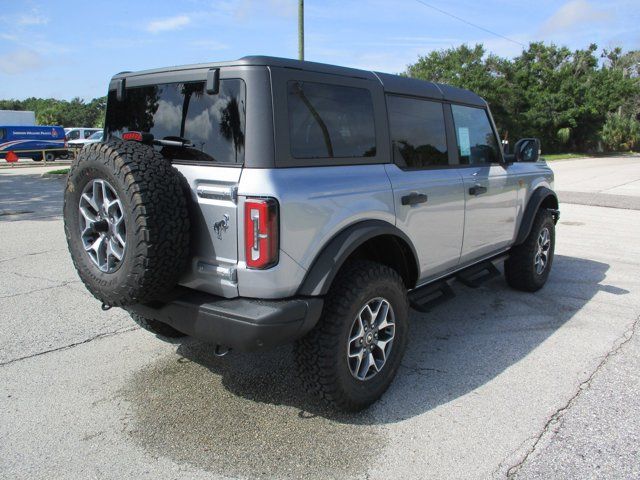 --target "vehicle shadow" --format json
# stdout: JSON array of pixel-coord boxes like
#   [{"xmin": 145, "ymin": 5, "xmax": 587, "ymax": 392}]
[
  {"xmin": 174, "ymin": 254, "xmax": 625, "ymax": 423},
  {"xmin": 0, "ymin": 173, "xmax": 64, "ymax": 221},
  {"xmin": 123, "ymin": 254, "xmax": 626, "ymax": 477}
]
